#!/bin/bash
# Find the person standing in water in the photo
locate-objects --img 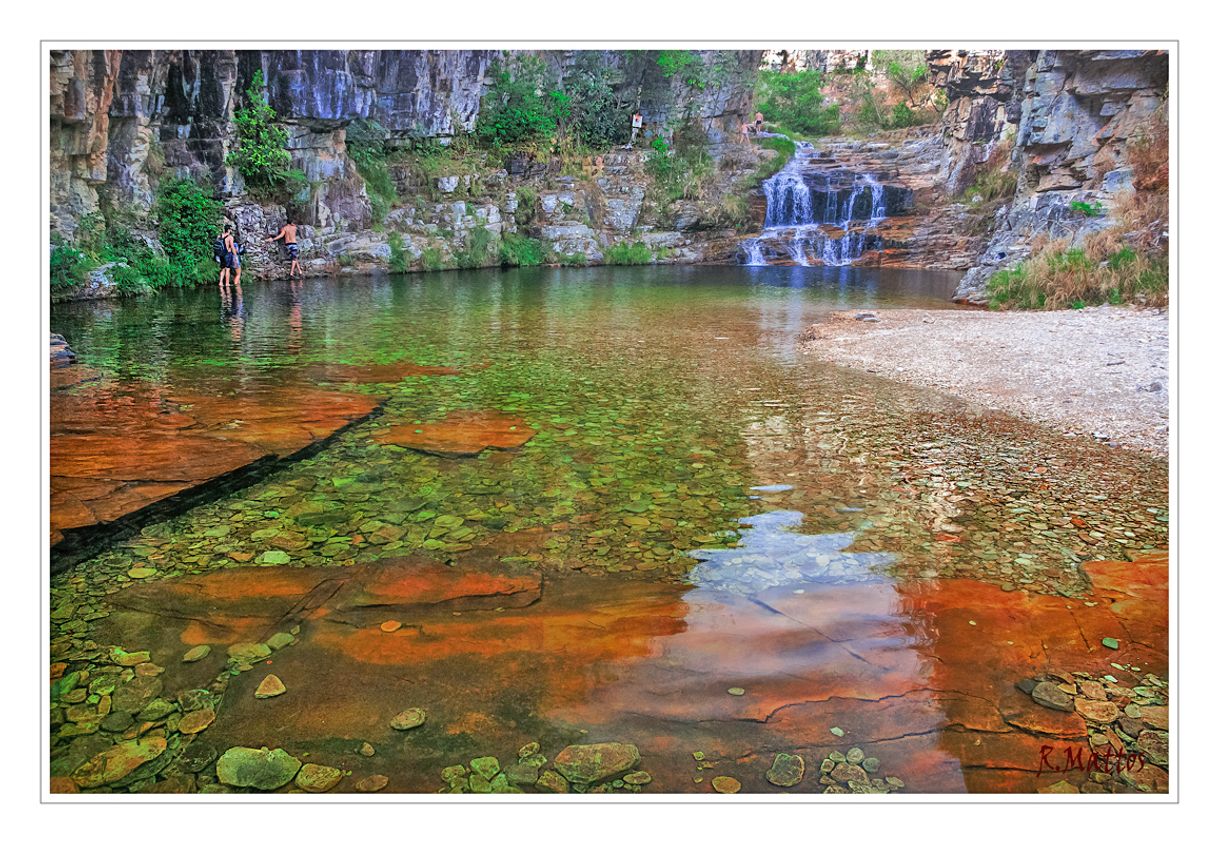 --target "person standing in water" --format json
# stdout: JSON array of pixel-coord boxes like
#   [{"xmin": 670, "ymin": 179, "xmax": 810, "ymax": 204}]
[
  {"xmin": 223, "ymin": 226, "xmax": 242, "ymax": 287},
  {"xmin": 216, "ymin": 226, "xmax": 232, "ymax": 287},
  {"xmin": 265, "ymin": 218, "xmax": 302, "ymax": 279}
]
